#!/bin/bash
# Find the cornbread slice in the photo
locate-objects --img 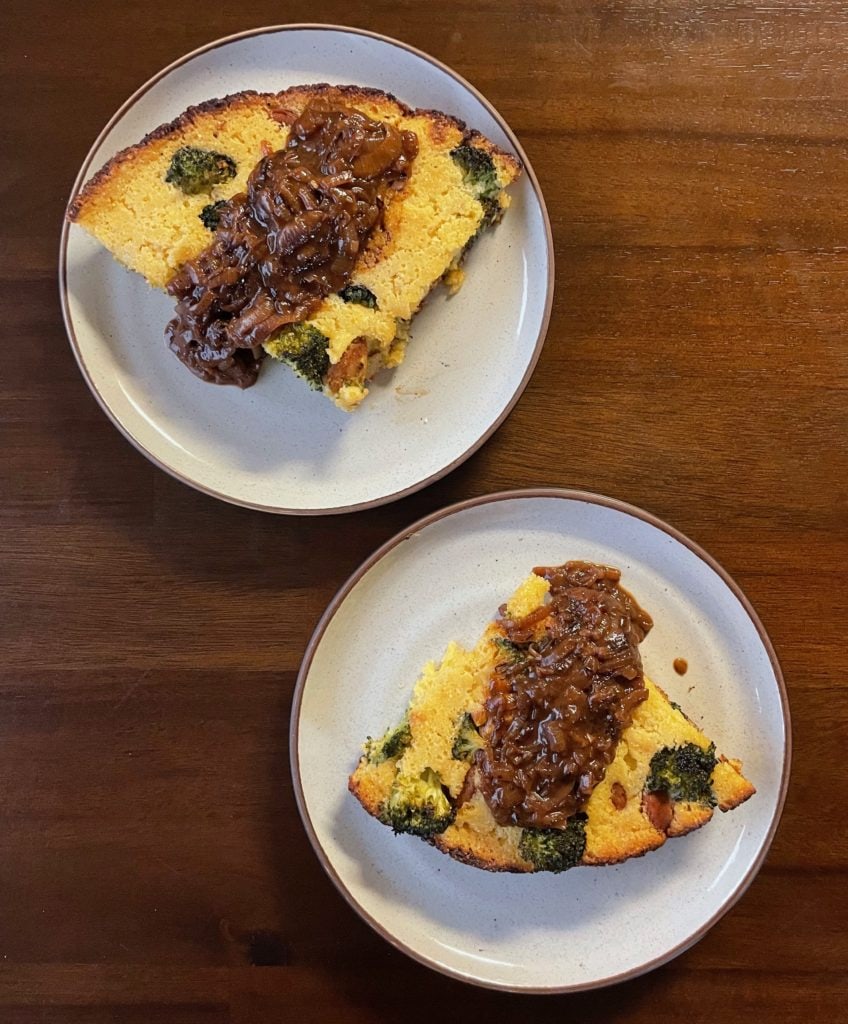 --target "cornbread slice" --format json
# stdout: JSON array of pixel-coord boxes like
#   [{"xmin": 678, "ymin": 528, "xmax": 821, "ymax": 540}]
[
  {"xmin": 68, "ymin": 85, "xmax": 521, "ymax": 410},
  {"xmin": 349, "ymin": 573, "xmax": 755, "ymax": 873}
]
